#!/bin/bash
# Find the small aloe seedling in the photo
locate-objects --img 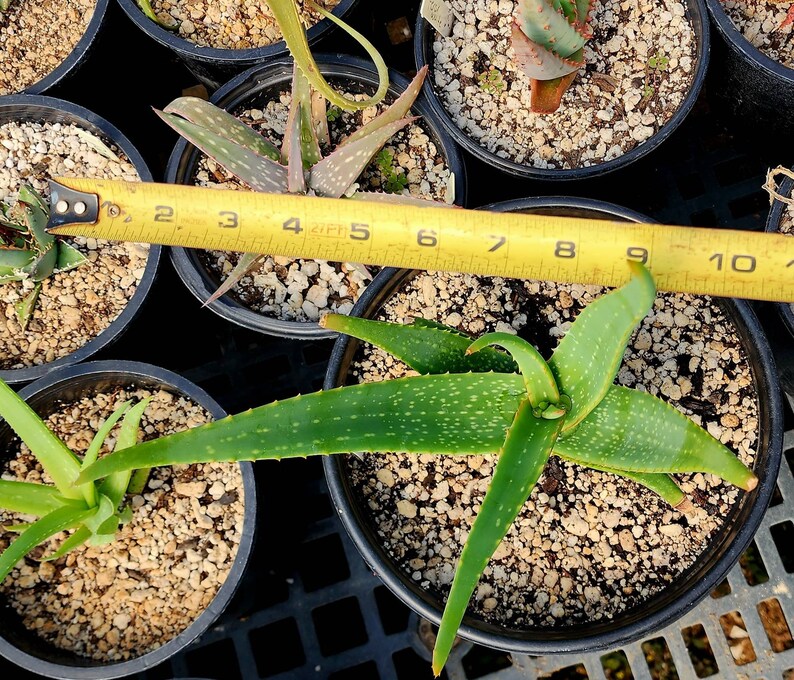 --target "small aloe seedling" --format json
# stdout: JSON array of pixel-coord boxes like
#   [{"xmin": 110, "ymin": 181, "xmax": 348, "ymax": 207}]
[
  {"xmin": 511, "ymin": 0, "xmax": 594, "ymax": 112},
  {"xmin": 135, "ymin": 0, "xmax": 179, "ymax": 30},
  {"xmin": 0, "ymin": 384, "xmax": 153, "ymax": 584},
  {"xmin": 75, "ymin": 263, "xmax": 757, "ymax": 676},
  {"xmin": 156, "ymin": 64, "xmax": 441, "ymax": 304},
  {"xmin": 0, "ymin": 0, "xmax": 13, "ymax": 12},
  {"xmin": 0, "ymin": 186, "xmax": 87, "ymax": 329}
]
